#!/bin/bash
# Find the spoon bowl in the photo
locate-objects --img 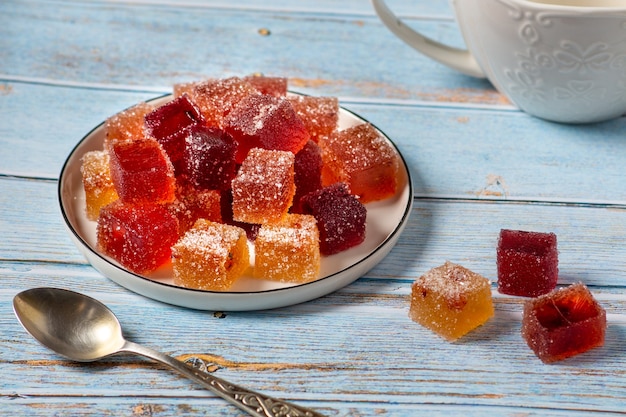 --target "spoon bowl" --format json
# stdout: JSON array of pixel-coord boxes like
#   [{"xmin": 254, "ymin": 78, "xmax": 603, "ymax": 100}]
[{"xmin": 13, "ymin": 287, "xmax": 325, "ymax": 417}]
